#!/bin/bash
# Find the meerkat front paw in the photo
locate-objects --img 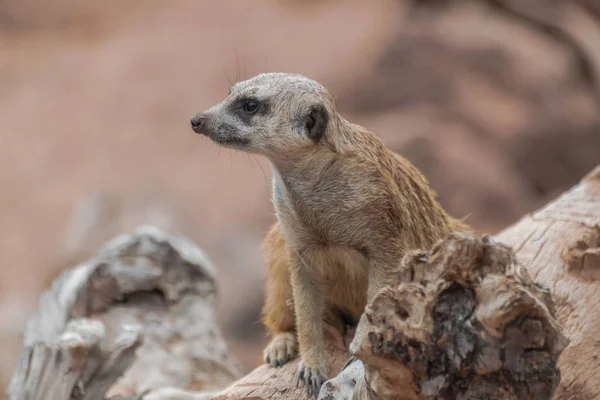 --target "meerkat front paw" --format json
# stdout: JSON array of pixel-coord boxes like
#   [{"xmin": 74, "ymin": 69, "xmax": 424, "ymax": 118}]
[
  {"xmin": 263, "ymin": 332, "xmax": 298, "ymax": 367},
  {"xmin": 296, "ymin": 360, "xmax": 328, "ymax": 398}
]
